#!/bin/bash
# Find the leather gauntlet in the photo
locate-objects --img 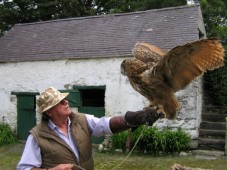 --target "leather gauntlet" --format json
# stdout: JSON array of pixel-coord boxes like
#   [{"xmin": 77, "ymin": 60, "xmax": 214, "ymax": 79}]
[
  {"xmin": 109, "ymin": 107, "xmax": 162, "ymax": 134},
  {"xmin": 125, "ymin": 107, "xmax": 162, "ymax": 127},
  {"xmin": 109, "ymin": 116, "xmax": 130, "ymax": 134}
]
